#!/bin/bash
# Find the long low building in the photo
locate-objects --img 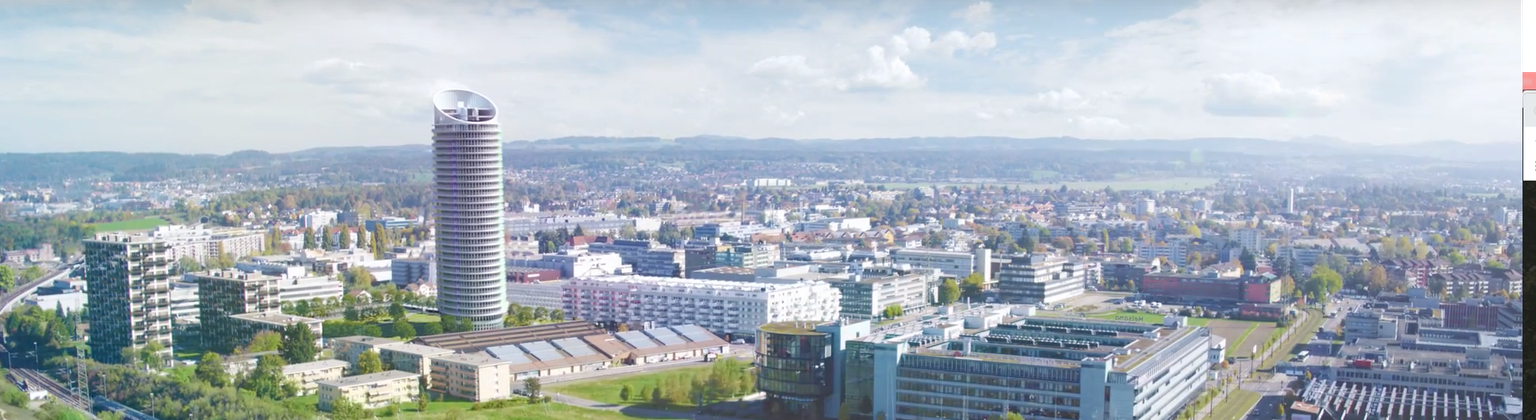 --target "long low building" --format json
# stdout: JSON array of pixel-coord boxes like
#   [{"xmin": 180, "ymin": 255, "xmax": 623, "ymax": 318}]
[
  {"xmin": 413, "ymin": 322, "xmax": 729, "ymax": 382},
  {"xmin": 562, "ymin": 274, "xmax": 841, "ymax": 337},
  {"xmin": 283, "ymin": 359, "xmax": 350, "ymax": 396},
  {"xmin": 317, "ymin": 370, "xmax": 420, "ymax": 411},
  {"xmin": 1140, "ymin": 272, "xmax": 1282, "ymax": 303}
]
